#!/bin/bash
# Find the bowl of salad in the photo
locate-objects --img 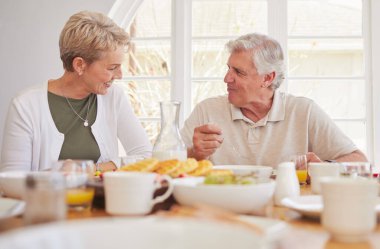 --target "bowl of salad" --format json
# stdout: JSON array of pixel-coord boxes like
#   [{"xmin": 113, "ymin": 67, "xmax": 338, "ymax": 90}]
[{"xmin": 173, "ymin": 172, "xmax": 275, "ymax": 214}]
